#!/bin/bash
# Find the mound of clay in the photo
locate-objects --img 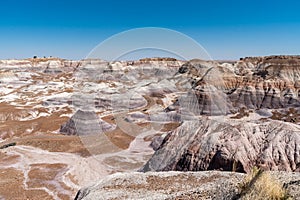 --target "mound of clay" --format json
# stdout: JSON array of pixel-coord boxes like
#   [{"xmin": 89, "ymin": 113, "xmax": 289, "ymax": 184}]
[
  {"xmin": 60, "ymin": 110, "xmax": 115, "ymax": 136},
  {"xmin": 141, "ymin": 119, "xmax": 300, "ymax": 173}
]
